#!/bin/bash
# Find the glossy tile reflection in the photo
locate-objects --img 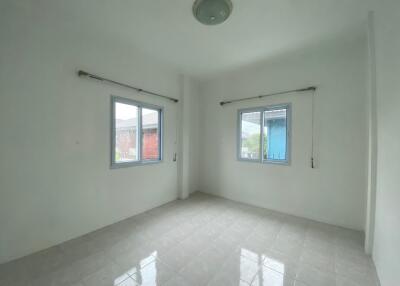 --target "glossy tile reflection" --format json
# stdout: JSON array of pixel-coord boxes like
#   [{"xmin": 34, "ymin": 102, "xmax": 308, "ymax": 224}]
[{"xmin": 0, "ymin": 192, "xmax": 379, "ymax": 286}]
